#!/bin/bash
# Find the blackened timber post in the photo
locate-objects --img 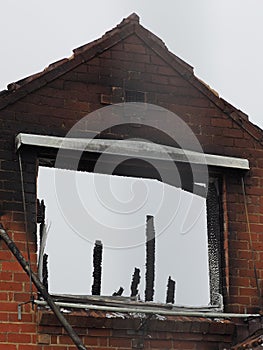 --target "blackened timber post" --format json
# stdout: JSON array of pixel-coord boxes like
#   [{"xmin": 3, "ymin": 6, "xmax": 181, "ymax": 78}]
[
  {"xmin": 92, "ymin": 240, "xmax": 103, "ymax": 295},
  {"xmin": 130, "ymin": 267, "xmax": 140, "ymax": 297},
  {"xmin": 145, "ymin": 215, "xmax": 155, "ymax": 302},
  {"xmin": 37, "ymin": 199, "xmax": 46, "ymax": 241},
  {"xmin": 42, "ymin": 253, "xmax": 49, "ymax": 292},
  {"xmin": 37, "ymin": 199, "xmax": 49, "ymax": 289},
  {"xmin": 166, "ymin": 276, "xmax": 175, "ymax": 304}
]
